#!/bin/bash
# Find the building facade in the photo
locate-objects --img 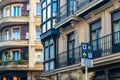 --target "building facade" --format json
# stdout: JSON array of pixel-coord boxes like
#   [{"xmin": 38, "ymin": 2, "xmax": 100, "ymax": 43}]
[
  {"xmin": 41, "ymin": 0, "xmax": 120, "ymax": 80},
  {"xmin": 0, "ymin": 0, "xmax": 43, "ymax": 80}
]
